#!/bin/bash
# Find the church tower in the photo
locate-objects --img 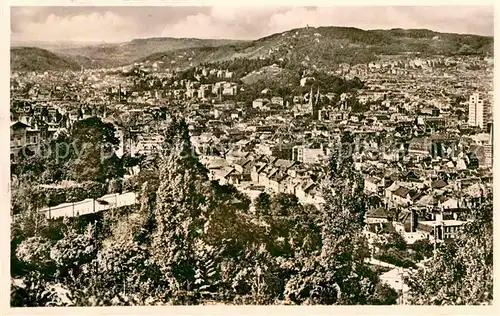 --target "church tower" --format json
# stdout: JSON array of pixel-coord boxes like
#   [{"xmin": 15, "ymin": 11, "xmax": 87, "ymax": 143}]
[{"xmin": 313, "ymin": 86, "xmax": 320, "ymax": 119}]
